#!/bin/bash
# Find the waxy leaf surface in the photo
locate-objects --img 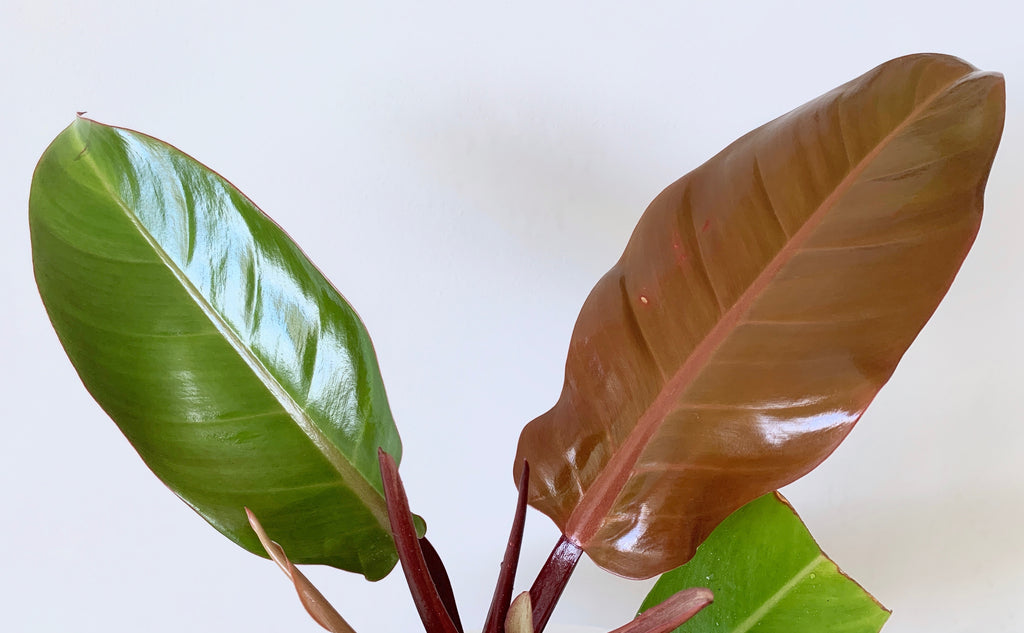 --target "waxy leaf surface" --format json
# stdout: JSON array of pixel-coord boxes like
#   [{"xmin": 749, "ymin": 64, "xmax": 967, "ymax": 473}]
[
  {"xmin": 639, "ymin": 493, "xmax": 889, "ymax": 633},
  {"xmin": 31, "ymin": 118, "xmax": 412, "ymax": 580},
  {"xmin": 515, "ymin": 54, "xmax": 1005, "ymax": 578}
]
